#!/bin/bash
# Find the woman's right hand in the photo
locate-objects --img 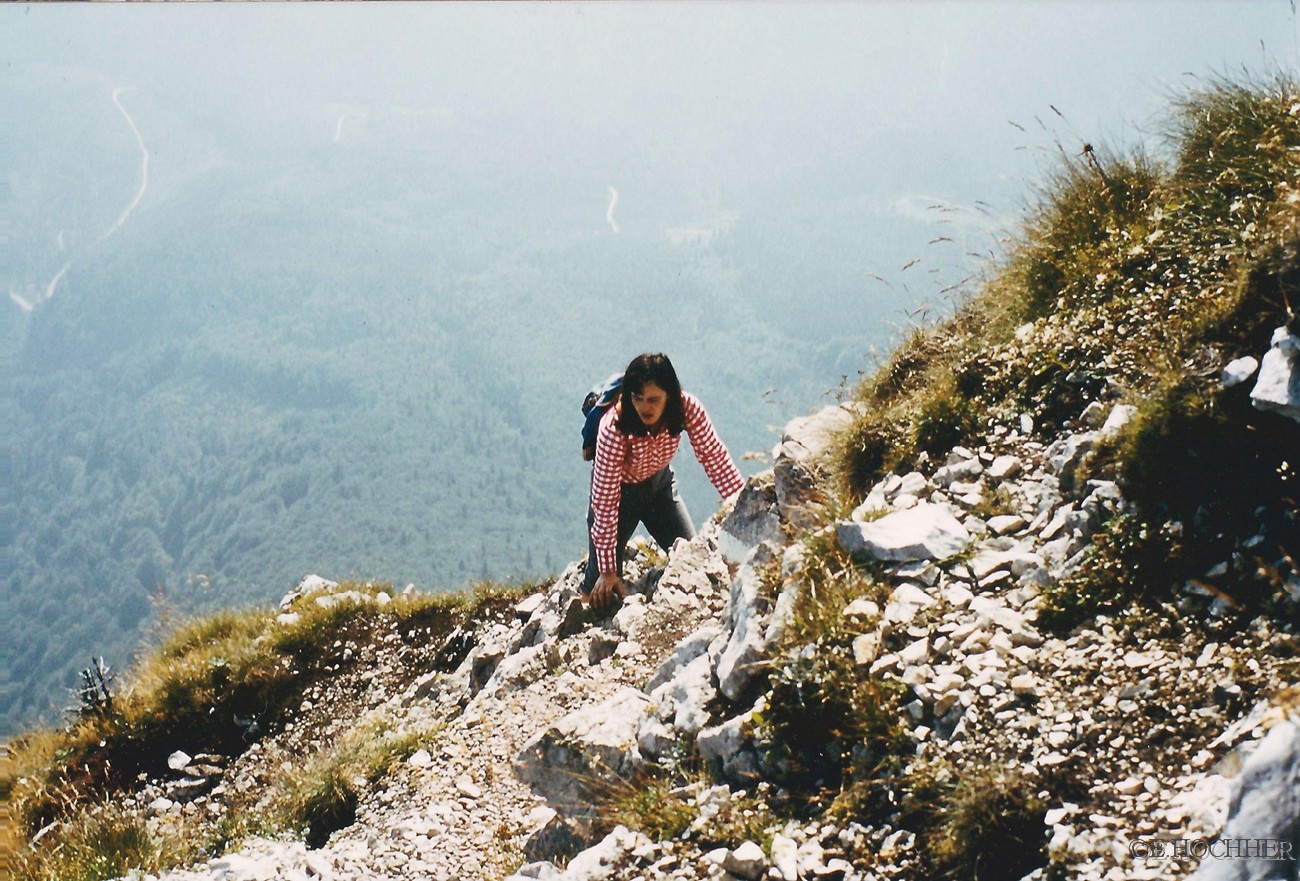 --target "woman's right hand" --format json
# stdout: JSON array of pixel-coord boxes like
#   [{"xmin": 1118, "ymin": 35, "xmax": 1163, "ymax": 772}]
[{"xmin": 588, "ymin": 572, "xmax": 627, "ymax": 610}]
